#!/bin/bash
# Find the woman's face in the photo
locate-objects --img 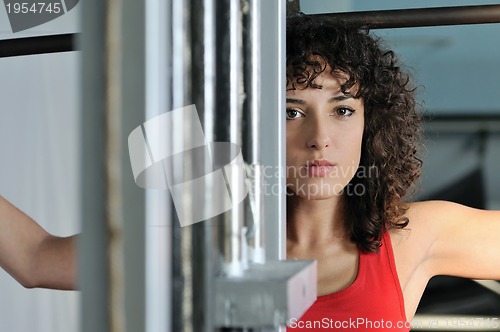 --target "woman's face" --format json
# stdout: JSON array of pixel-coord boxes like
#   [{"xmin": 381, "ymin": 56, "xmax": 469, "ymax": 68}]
[{"xmin": 286, "ymin": 71, "xmax": 365, "ymax": 200}]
